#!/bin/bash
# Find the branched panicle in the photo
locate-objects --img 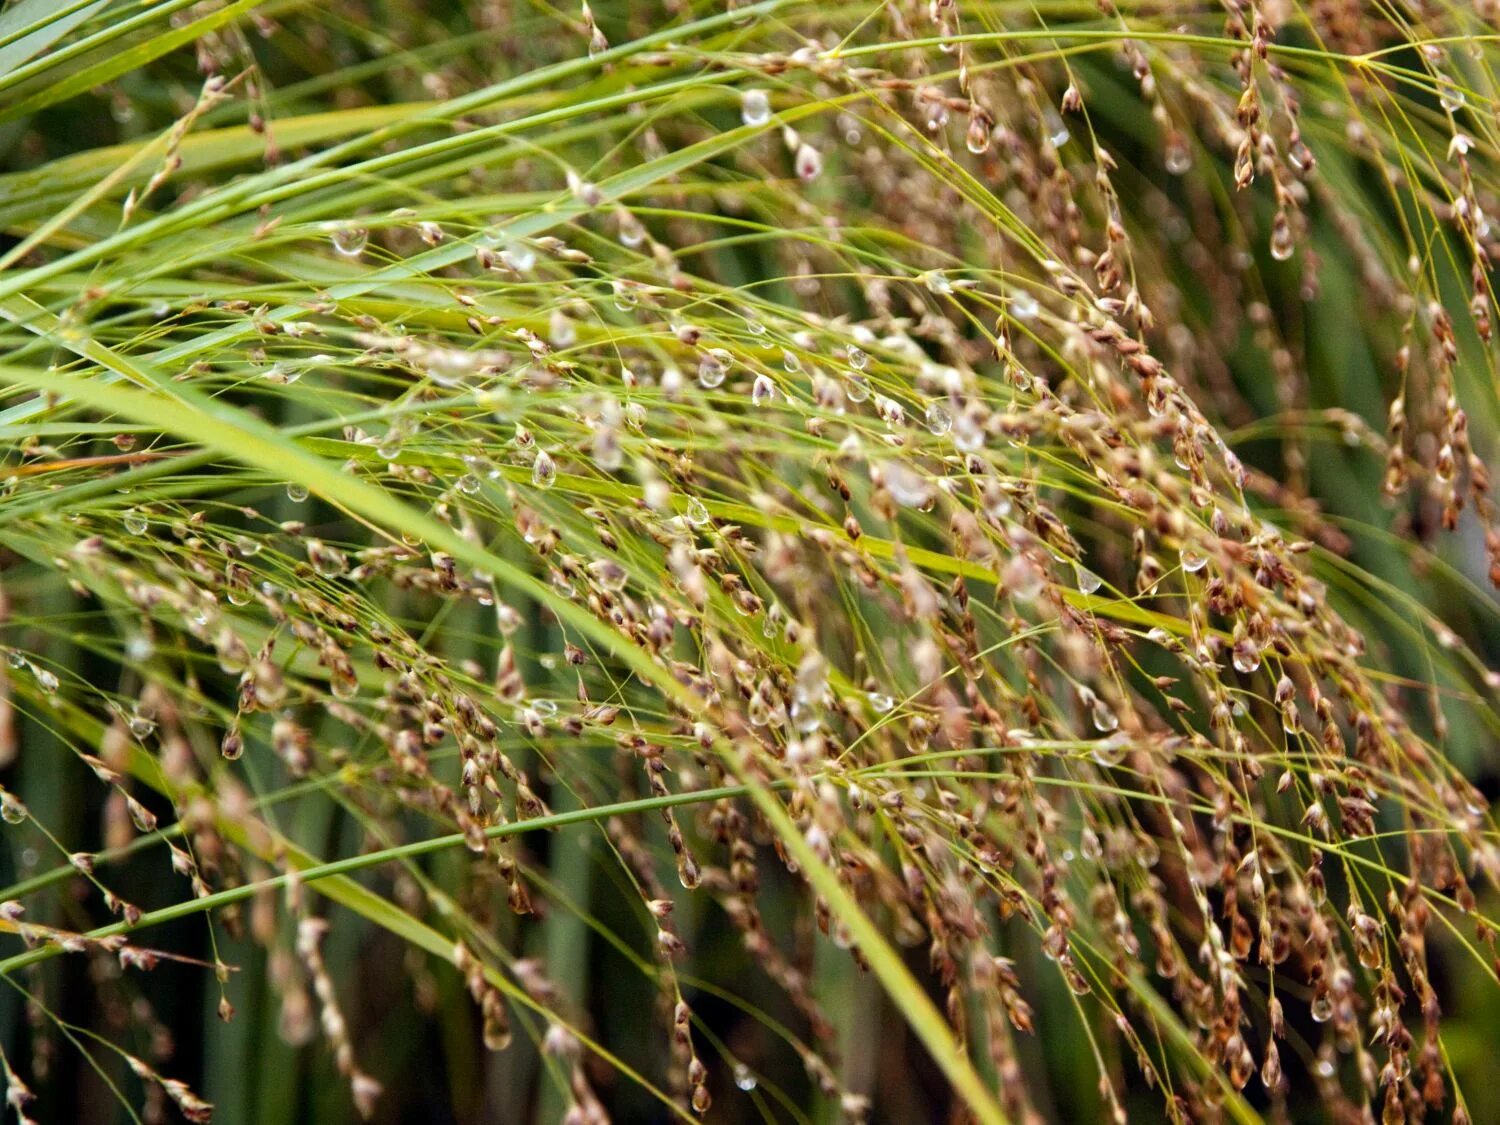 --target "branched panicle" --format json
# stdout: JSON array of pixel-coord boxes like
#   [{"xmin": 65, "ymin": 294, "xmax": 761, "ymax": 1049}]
[{"xmin": 0, "ymin": 0, "xmax": 1496, "ymax": 1122}]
